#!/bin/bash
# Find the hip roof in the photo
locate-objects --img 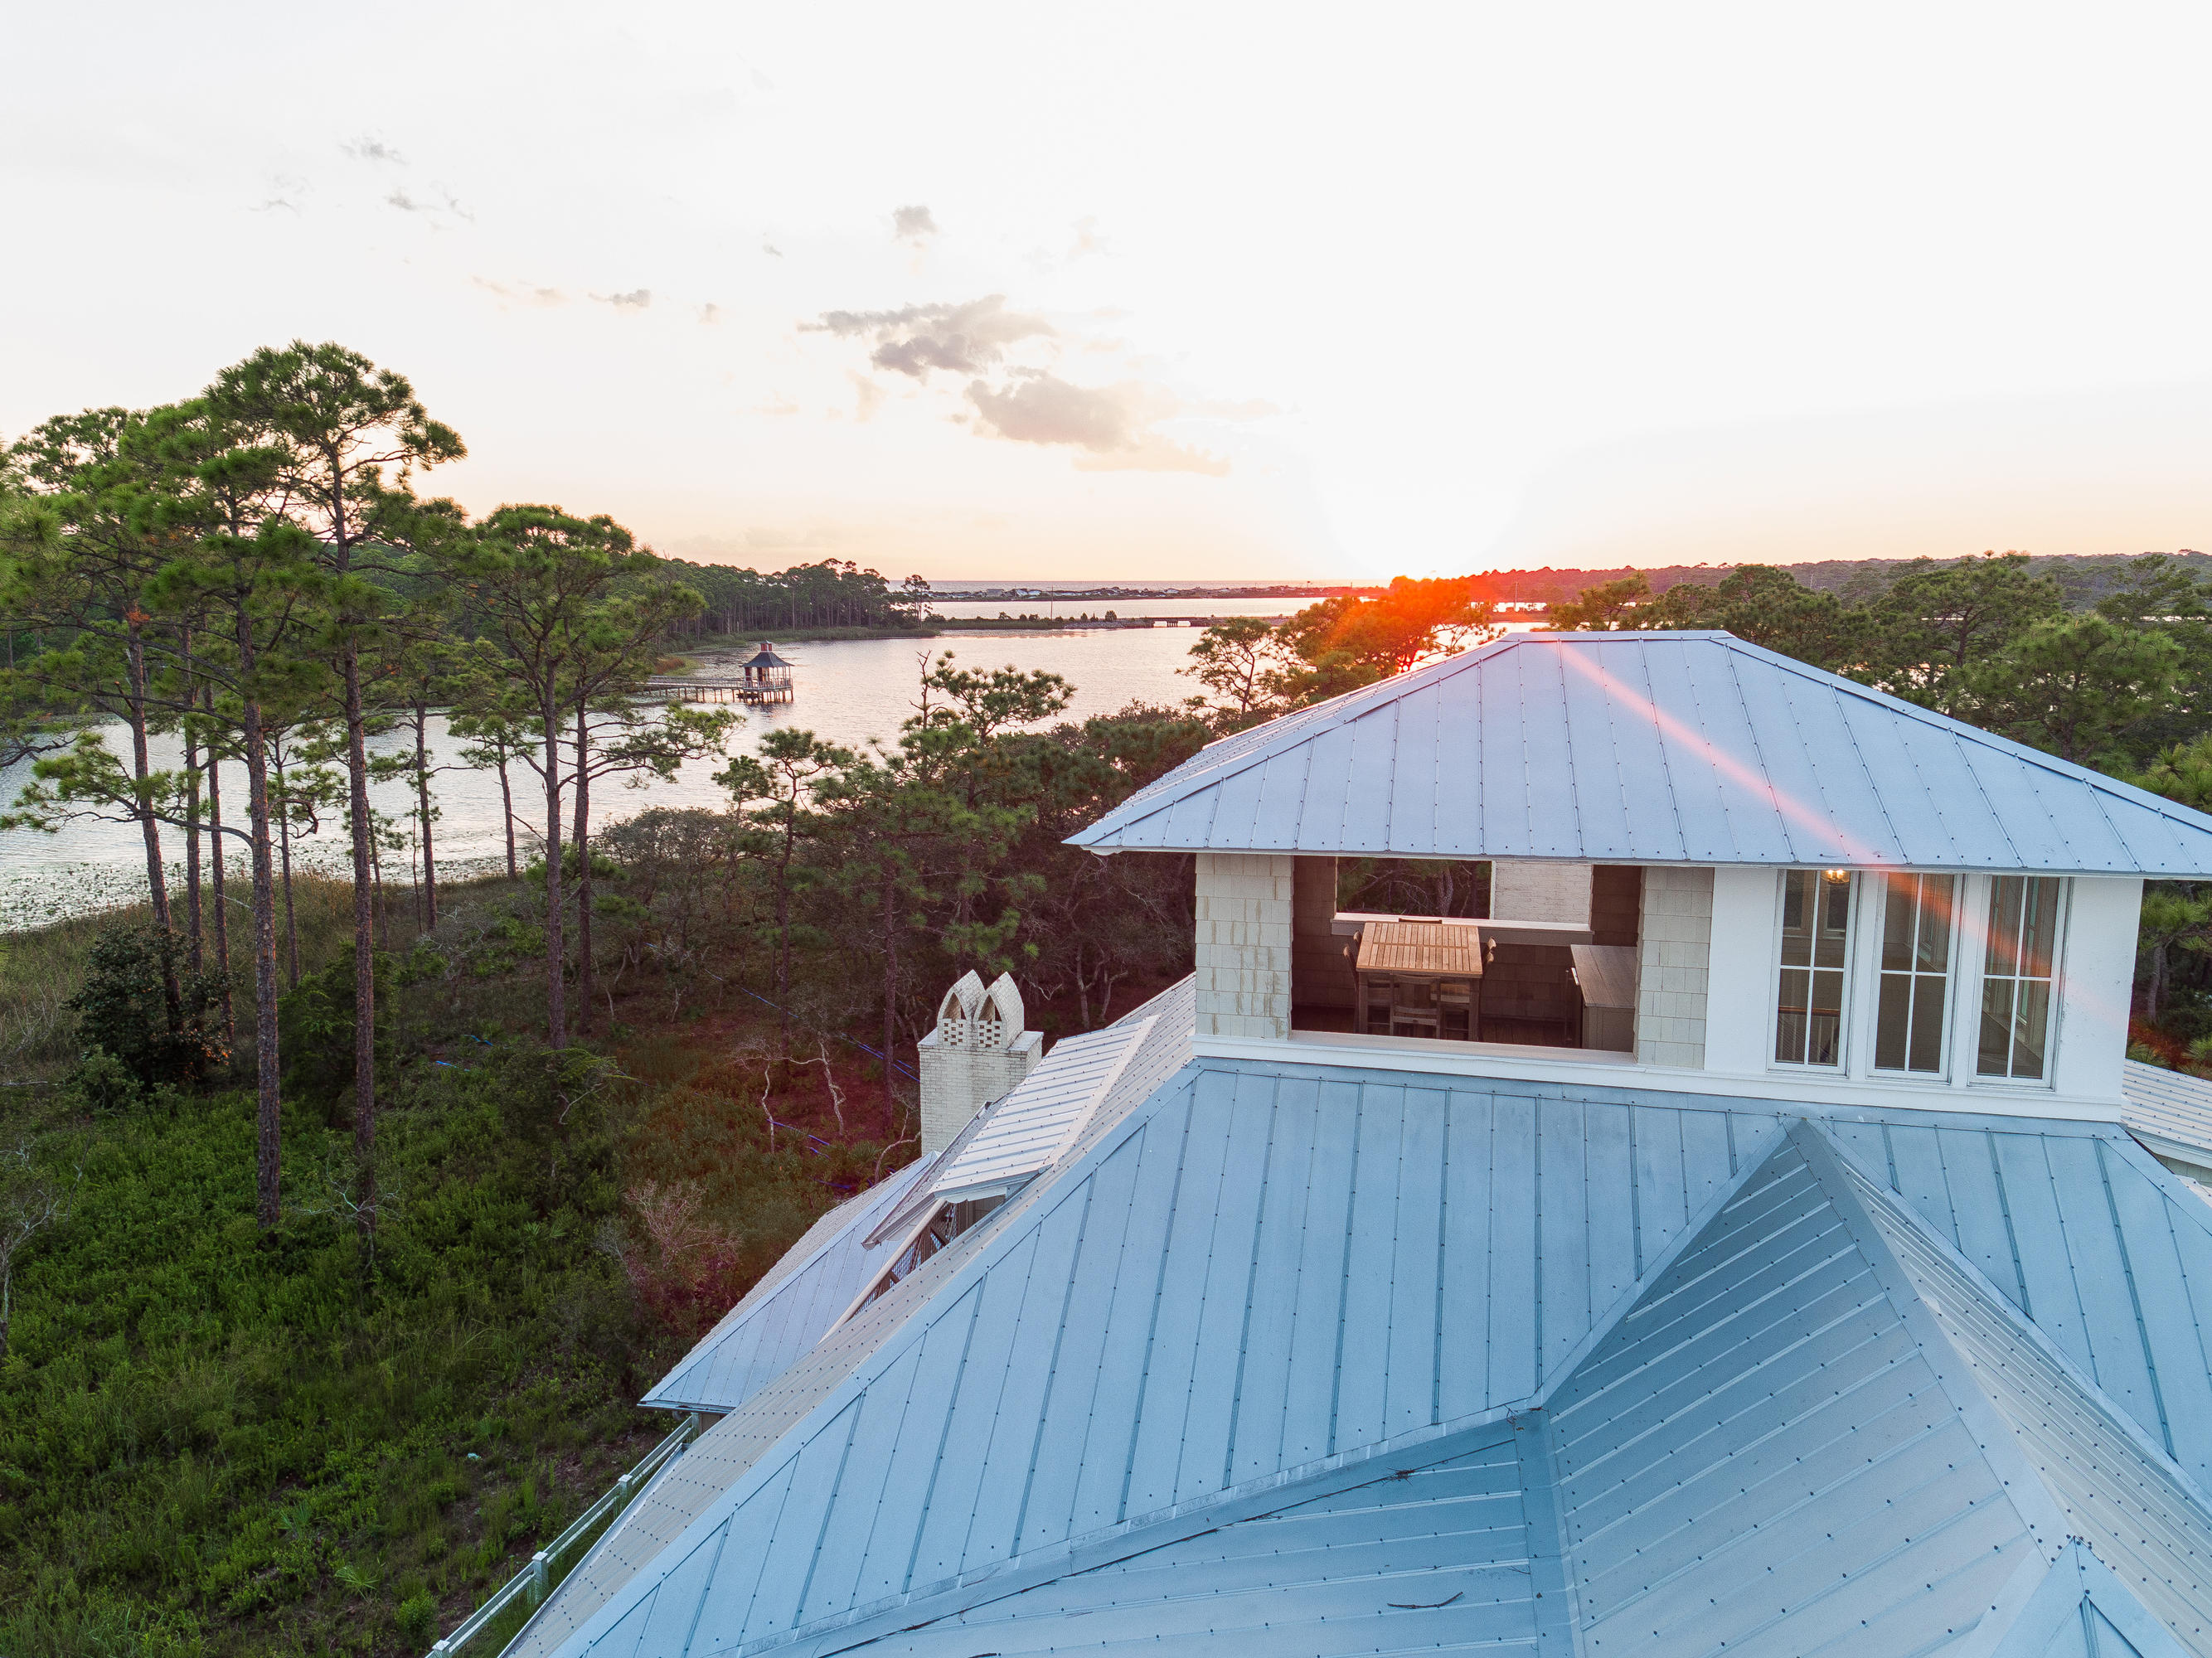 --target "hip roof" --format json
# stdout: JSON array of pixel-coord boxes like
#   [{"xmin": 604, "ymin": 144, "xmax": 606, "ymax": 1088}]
[{"xmin": 1069, "ymin": 631, "xmax": 2212, "ymax": 874}]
